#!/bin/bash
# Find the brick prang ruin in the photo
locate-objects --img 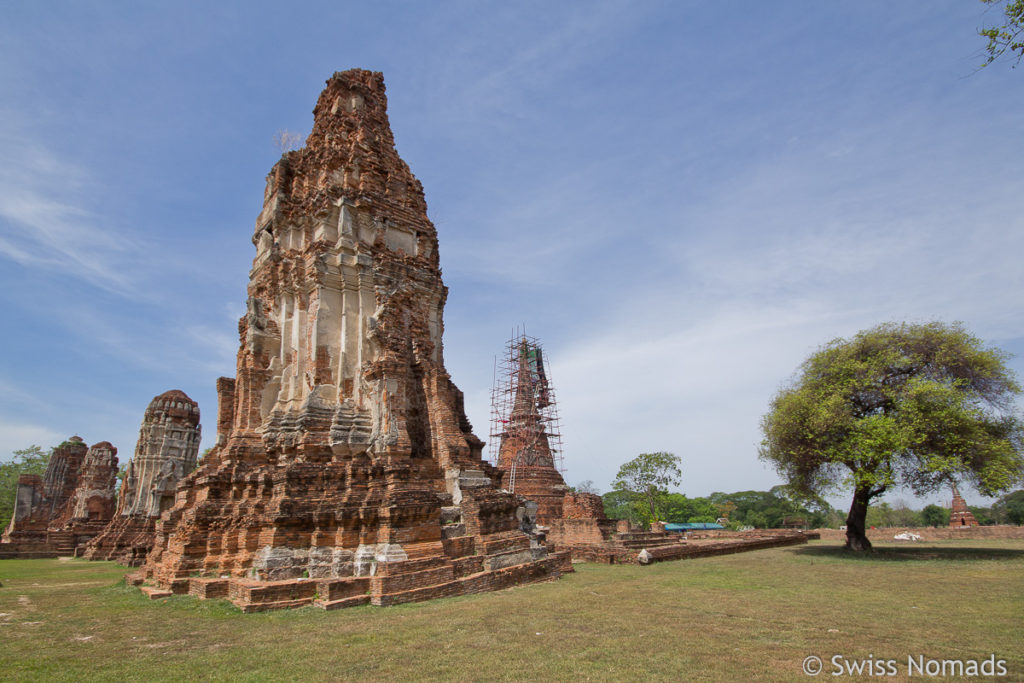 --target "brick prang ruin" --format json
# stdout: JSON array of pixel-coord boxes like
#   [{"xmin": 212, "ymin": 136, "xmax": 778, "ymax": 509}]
[
  {"xmin": 82, "ymin": 390, "xmax": 201, "ymax": 565},
  {"xmin": 949, "ymin": 483, "xmax": 980, "ymax": 528},
  {"xmin": 132, "ymin": 69, "xmax": 570, "ymax": 610},
  {"xmin": 2, "ymin": 436, "xmax": 119, "ymax": 556}
]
